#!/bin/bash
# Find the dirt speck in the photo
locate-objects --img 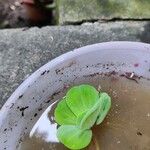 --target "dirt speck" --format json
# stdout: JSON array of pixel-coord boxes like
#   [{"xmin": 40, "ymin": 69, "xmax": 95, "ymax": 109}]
[
  {"xmin": 18, "ymin": 94, "xmax": 23, "ymax": 99},
  {"xmin": 4, "ymin": 140, "xmax": 7, "ymax": 143},
  {"xmin": 38, "ymin": 107, "xmax": 43, "ymax": 111},
  {"xmin": 4, "ymin": 128, "xmax": 7, "ymax": 132},
  {"xmin": 41, "ymin": 70, "xmax": 47, "ymax": 76},
  {"xmin": 137, "ymin": 131, "xmax": 142, "ymax": 136},
  {"xmin": 34, "ymin": 113, "xmax": 37, "ymax": 117},
  {"xmin": 45, "ymin": 100, "xmax": 51, "ymax": 103},
  {"xmin": 20, "ymin": 106, "xmax": 29, "ymax": 116},
  {"xmin": 55, "ymin": 69, "xmax": 61, "ymax": 75},
  {"xmin": 120, "ymin": 72, "xmax": 139, "ymax": 84},
  {"xmin": 134, "ymin": 63, "xmax": 139, "ymax": 67},
  {"xmin": 9, "ymin": 103, "xmax": 14, "ymax": 109}
]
